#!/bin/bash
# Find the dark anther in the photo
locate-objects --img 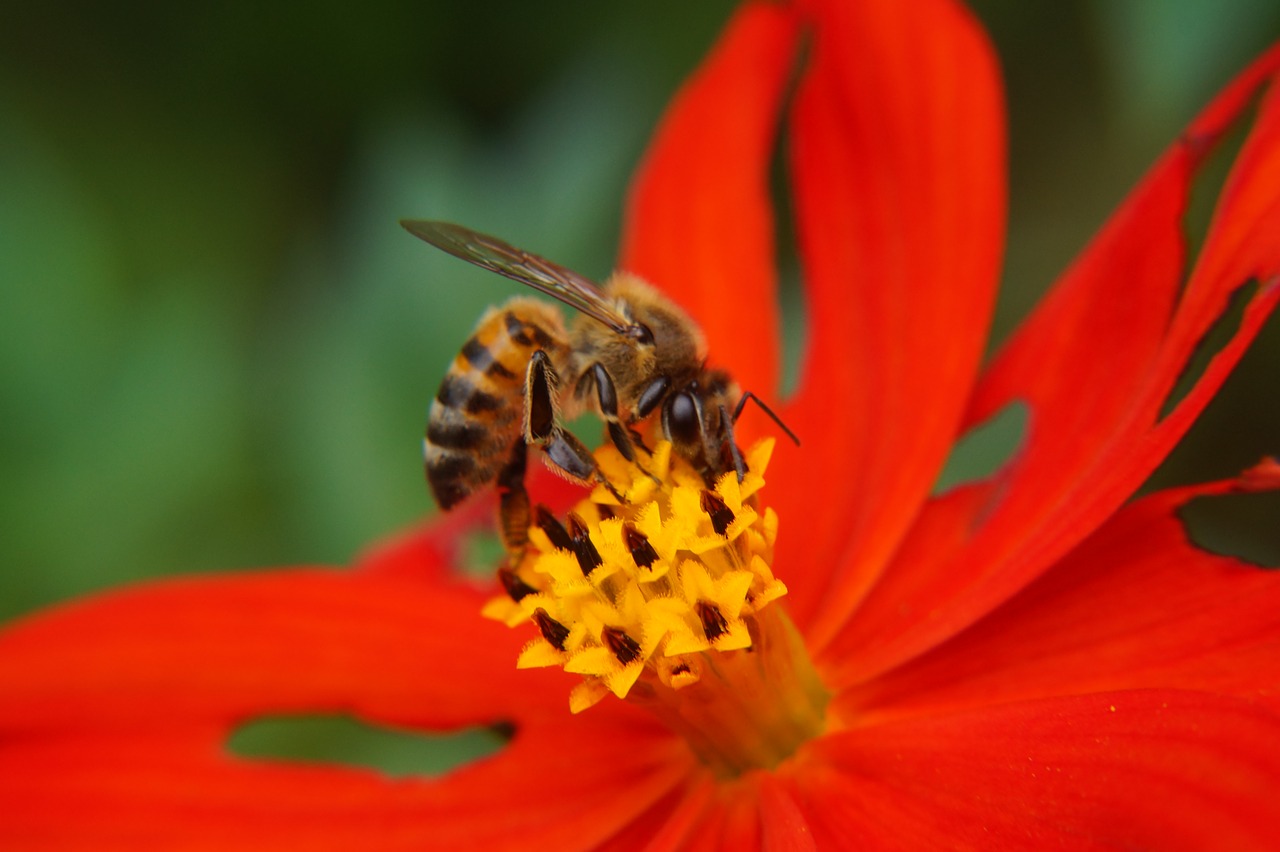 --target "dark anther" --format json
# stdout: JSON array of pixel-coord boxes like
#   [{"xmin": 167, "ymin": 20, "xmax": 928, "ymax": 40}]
[
  {"xmin": 696, "ymin": 601, "xmax": 730, "ymax": 641},
  {"xmin": 534, "ymin": 505, "xmax": 573, "ymax": 552},
  {"xmin": 671, "ymin": 662, "xmax": 691, "ymax": 677},
  {"xmin": 602, "ymin": 626, "xmax": 642, "ymax": 665},
  {"xmin": 498, "ymin": 566, "xmax": 537, "ymax": 602},
  {"xmin": 700, "ymin": 490, "xmax": 735, "ymax": 536},
  {"xmin": 567, "ymin": 512, "xmax": 602, "ymax": 576},
  {"xmin": 622, "ymin": 523, "xmax": 659, "ymax": 568},
  {"xmin": 533, "ymin": 608, "xmax": 570, "ymax": 651}
]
